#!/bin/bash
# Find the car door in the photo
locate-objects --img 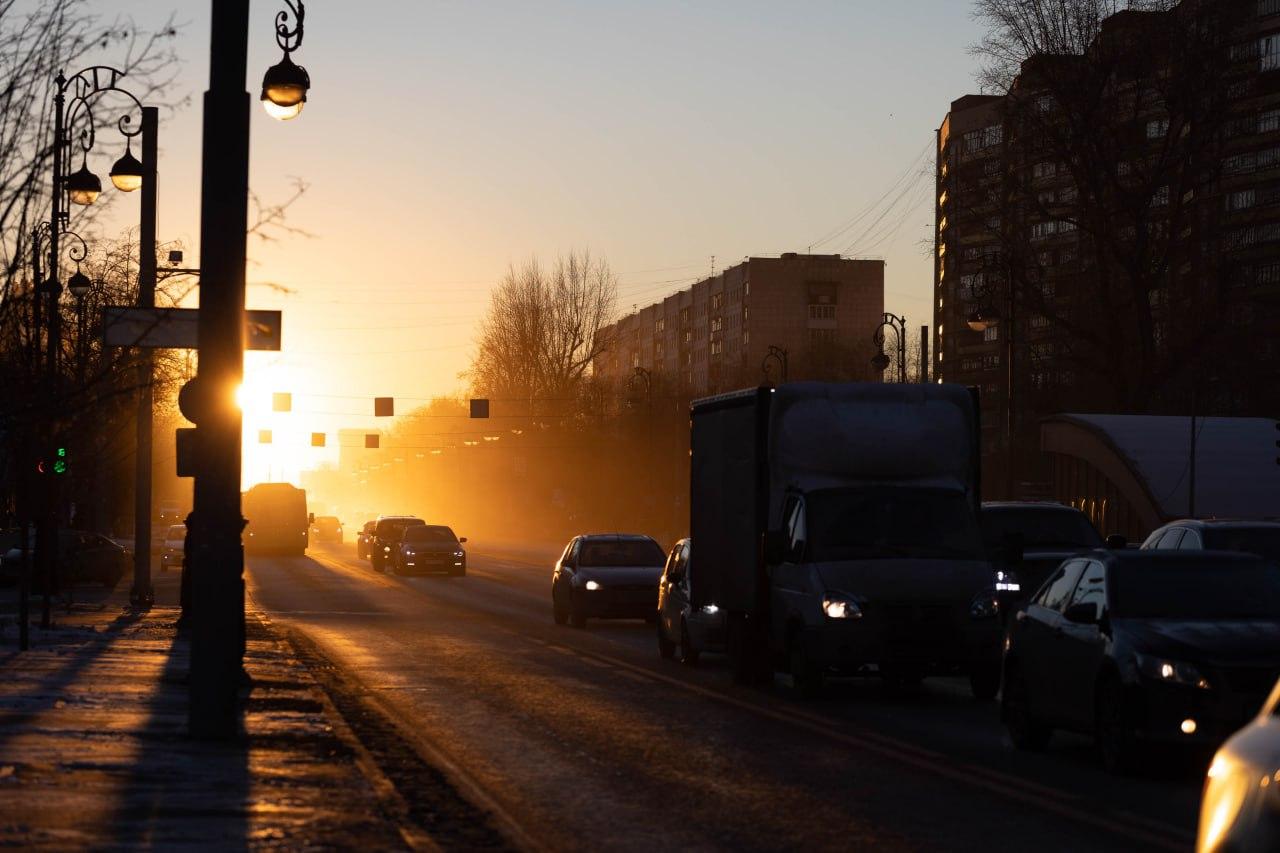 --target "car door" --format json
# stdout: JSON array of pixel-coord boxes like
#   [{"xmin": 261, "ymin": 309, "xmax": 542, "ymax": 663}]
[
  {"xmin": 1016, "ymin": 559, "xmax": 1087, "ymax": 720},
  {"xmin": 1052, "ymin": 559, "xmax": 1108, "ymax": 728}
]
